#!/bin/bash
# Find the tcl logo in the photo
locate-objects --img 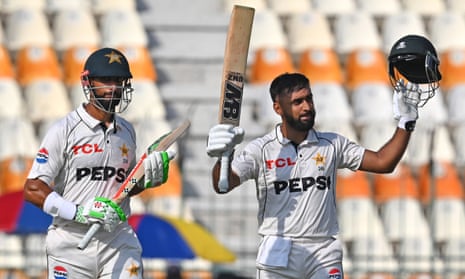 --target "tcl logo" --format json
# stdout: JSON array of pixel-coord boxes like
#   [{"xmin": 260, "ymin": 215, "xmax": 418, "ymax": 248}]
[
  {"xmin": 265, "ymin": 157, "xmax": 296, "ymax": 169},
  {"xmin": 72, "ymin": 144, "xmax": 103, "ymax": 155}
]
